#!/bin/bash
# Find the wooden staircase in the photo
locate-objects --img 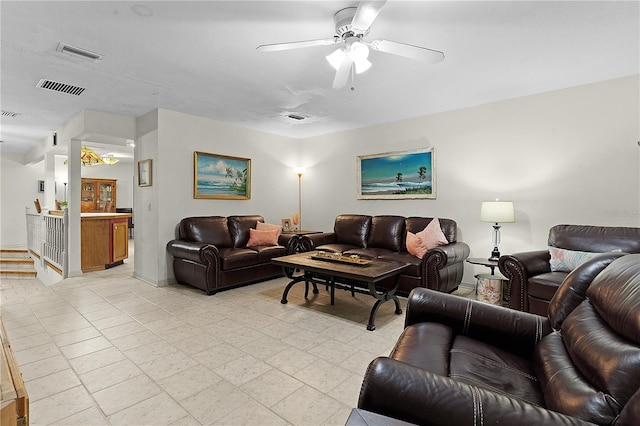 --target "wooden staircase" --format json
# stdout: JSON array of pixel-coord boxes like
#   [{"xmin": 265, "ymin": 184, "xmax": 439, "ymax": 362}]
[{"xmin": 0, "ymin": 249, "xmax": 36, "ymax": 279}]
